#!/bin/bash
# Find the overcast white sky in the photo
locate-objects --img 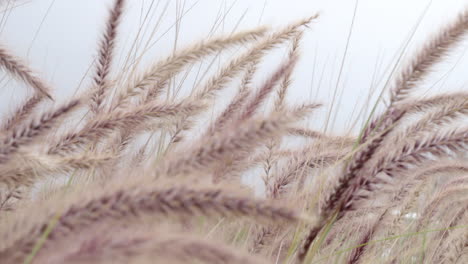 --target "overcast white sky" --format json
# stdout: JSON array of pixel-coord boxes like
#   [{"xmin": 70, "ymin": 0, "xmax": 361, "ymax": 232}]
[{"xmin": 1, "ymin": 0, "xmax": 467, "ymax": 133}]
